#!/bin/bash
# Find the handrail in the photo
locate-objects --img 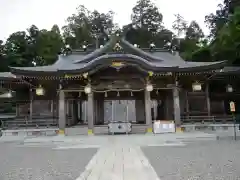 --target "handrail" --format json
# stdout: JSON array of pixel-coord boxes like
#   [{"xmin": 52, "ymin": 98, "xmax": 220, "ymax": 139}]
[{"xmin": 181, "ymin": 115, "xmax": 234, "ymax": 124}]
